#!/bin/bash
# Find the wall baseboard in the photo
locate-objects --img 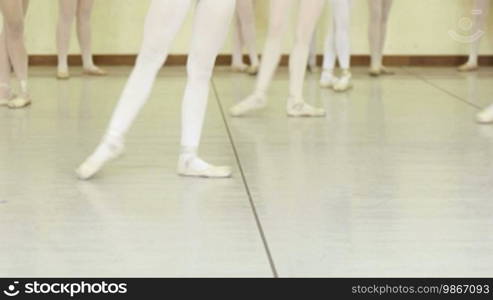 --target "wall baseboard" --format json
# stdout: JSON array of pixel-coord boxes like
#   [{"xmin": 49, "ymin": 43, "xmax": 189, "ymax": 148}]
[{"xmin": 28, "ymin": 54, "xmax": 493, "ymax": 66}]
